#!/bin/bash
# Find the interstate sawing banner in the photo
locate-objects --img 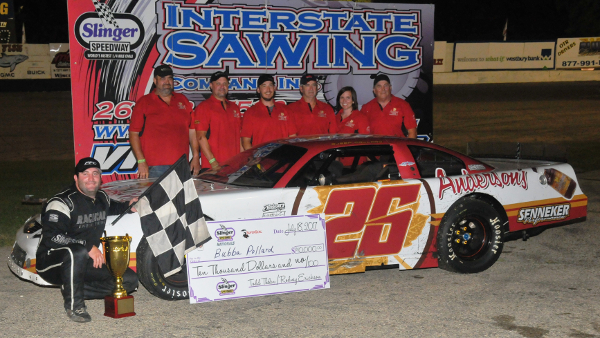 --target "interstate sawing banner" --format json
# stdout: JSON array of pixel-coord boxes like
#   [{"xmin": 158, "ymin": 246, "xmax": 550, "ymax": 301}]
[{"xmin": 68, "ymin": 0, "xmax": 434, "ymax": 182}]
